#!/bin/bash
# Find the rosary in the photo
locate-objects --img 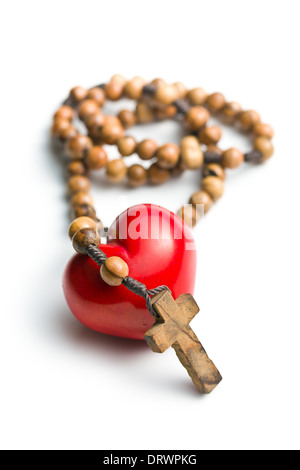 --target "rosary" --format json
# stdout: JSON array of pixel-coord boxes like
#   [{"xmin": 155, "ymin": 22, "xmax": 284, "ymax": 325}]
[{"xmin": 51, "ymin": 75, "xmax": 274, "ymax": 394}]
